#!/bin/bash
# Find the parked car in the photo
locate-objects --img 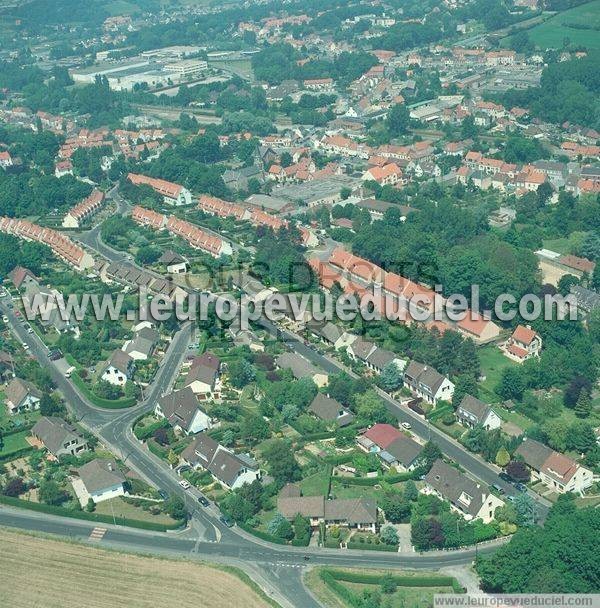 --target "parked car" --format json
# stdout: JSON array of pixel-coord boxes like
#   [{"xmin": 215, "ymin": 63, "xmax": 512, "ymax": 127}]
[
  {"xmin": 492, "ymin": 483, "xmax": 505, "ymax": 495},
  {"xmin": 514, "ymin": 482, "xmax": 527, "ymax": 493},
  {"xmin": 2, "ymin": 315, "xmax": 8, "ymax": 323},
  {"xmin": 400, "ymin": 422, "xmax": 412, "ymax": 430},
  {"xmin": 499, "ymin": 472, "xmax": 512, "ymax": 482},
  {"xmin": 158, "ymin": 490, "xmax": 169, "ymax": 500},
  {"xmin": 198, "ymin": 495, "xmax": 209, "ymax": 507},
  {"xmin": 178, "ymin": 480, "xmax": 191, "ymax": 490},
  {"xmin": 48, "ymin": 349, "xmax": 63, "ymax": 361},
  {"xmin": 219, "ymin": 515, "xmax": 233, "ymax": 527}
]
